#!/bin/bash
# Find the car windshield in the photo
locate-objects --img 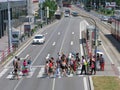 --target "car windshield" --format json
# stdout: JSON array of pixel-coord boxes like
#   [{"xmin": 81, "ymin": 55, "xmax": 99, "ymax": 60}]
[{"xmin": 34, "ymin": 35, "xmax": 43, "ymax": 39}]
